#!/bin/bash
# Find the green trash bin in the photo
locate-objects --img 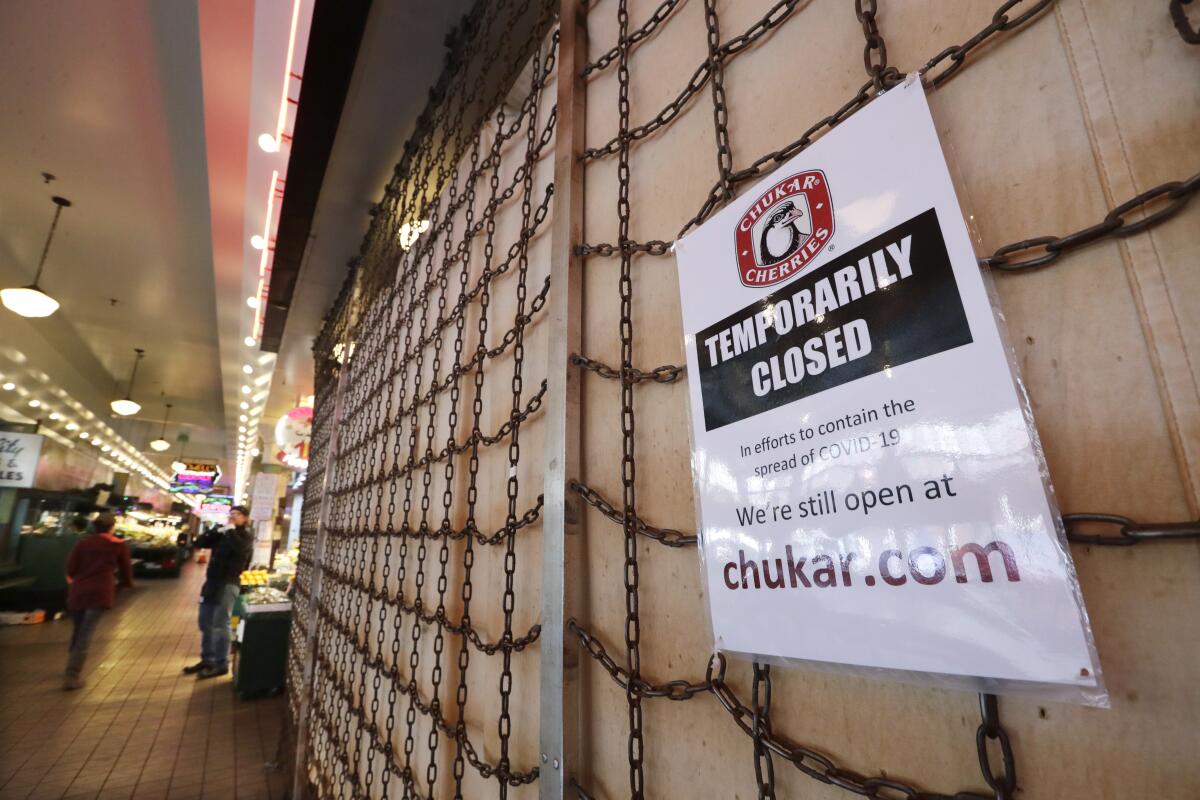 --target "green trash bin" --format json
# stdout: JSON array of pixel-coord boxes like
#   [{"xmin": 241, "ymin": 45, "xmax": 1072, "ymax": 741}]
[{"xmin": 233, "ymin": 604, "xmax": 291, "ymax": 698}]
